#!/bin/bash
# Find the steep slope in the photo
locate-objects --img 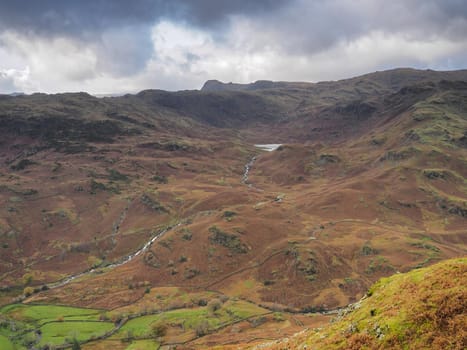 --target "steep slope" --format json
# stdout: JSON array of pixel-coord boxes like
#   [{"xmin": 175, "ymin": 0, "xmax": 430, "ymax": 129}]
[{"xmin": 247, "ymin": 257, "xmax": 466, "ymax": 350}]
